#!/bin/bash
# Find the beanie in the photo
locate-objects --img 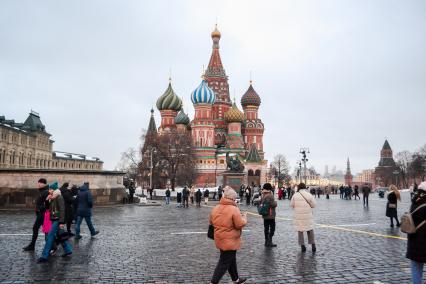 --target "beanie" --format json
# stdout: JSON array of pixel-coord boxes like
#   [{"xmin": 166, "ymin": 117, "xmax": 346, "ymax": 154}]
[{"xmin": 49, "ymin": 181, "xmax": 59, "ymax": 190}]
